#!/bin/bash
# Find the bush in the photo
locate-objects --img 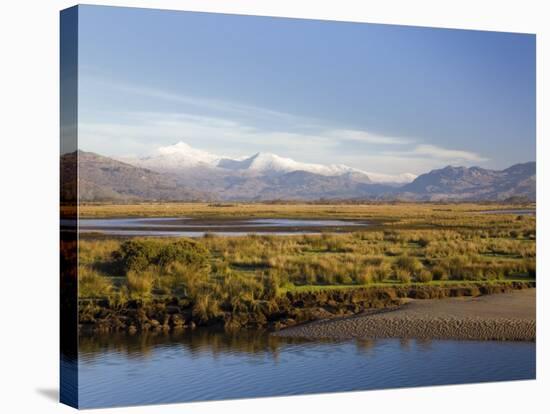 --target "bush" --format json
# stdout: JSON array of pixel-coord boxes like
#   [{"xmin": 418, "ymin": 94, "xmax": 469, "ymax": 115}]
[
  {"xmin": 431, "ymin": 265, "xmax": 448, "ymax": 281},
  {"xmin": 156, "ymin": 240, "xmax": 209, "ymax": 269},
  {"xmin": 113, "ymin": 240, "xmax": 160, "ymax": 273},
  {"xmin": 79, "ymin": 267, "xmax": 112, "ymax": 298},
  {"xmin": 193, "ymin": 294, "xmax": 221, "ymax": 324},
  {"xmin": 114, "ymin": 239, "xmax": 209, "ymax": 273},
  {"xmin": 416, "ymin": 269, "xmax": 433, "ymax": 283},
  {"xmin": 395, "ymin": 255, "xmax": 423, "ymax": 275},
  {"xmin": 374, "ymin": 262, "xmax": 392, "ymax": 282},
  {"xmin": 395, "ymin": 269, "xmax": 412, "ymax": 284},
  {"xmin": 126, "ymin": 268, "xmax": 154, "ymax": 298},
  {"xmin": 162, "ymin": 261, "xmax": 208, "ymax": 296},
  {"xmin": 357, "ymin": 267, "xmax": 374, "ymax": 285}
]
